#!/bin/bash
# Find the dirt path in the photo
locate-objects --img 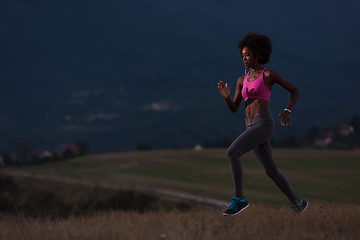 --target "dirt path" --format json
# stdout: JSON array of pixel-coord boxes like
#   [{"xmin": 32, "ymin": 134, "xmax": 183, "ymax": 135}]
[{"xmin": 1, "ymin": 170, "xmax": 228, "ymax": 208}]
